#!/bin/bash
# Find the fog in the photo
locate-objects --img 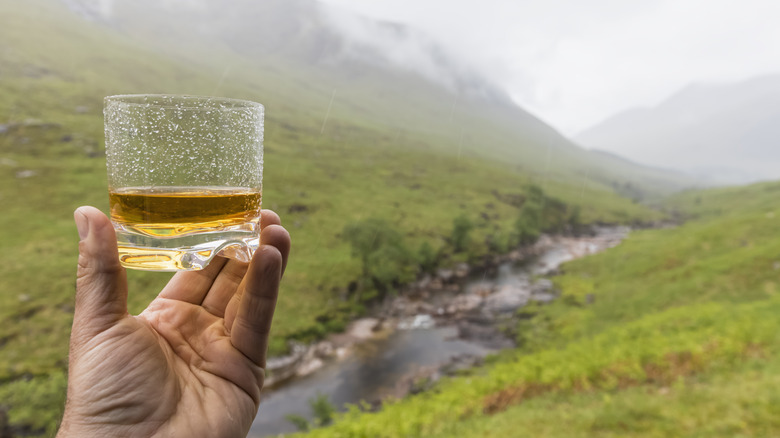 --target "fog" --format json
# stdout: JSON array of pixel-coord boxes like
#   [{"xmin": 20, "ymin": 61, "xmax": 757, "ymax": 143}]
[
  {"xmin": 62, "ymin": 0, "xmax": 780, "ymax": 182},
  {"xmin": 319, "ymin": 0, "xmax": 780, "ymax": 135},
  {"xmin": 319, "ymin": 0, "xmax": 780, "ymax": 182}
]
